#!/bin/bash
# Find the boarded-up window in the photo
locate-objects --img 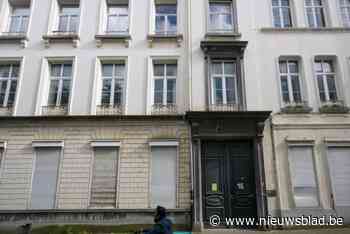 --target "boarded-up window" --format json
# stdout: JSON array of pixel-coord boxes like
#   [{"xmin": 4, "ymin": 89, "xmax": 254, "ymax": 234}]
[
  {"xmin": 288, "ymin": 146, "xmax": 319, "ymax": 207},
  {"xmin": 151, "ymin": 146, "xmax": 177, "ymax": 208},
  {"xmin": 90, "ymin": 148, "xmax": 118, "ymax": 207},
  {"xmin": 31, "ymin": 148, "xmax": 61, "ymax": 209}
]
